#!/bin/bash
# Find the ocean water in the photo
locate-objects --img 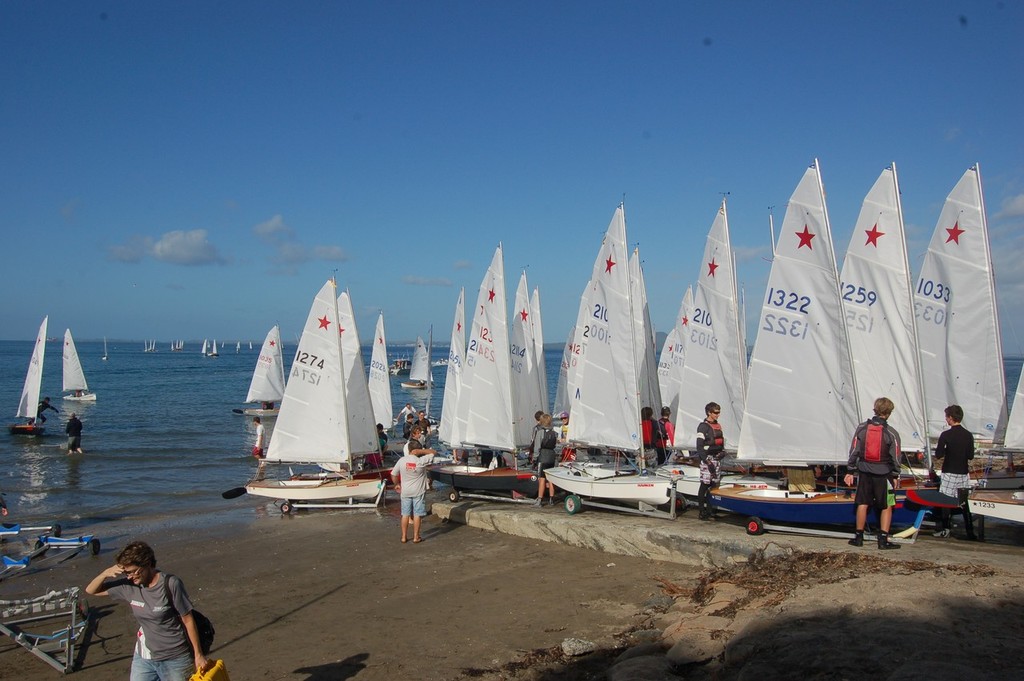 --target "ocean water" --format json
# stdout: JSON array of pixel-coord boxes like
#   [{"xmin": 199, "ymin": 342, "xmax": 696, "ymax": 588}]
[
  {"xmin": 0, "ymin": 340, "xmax": 564, "ymax": 533},
  {"xmin": 1, "ymin": 339, "xmax": 1020, "ymax": 534}
]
